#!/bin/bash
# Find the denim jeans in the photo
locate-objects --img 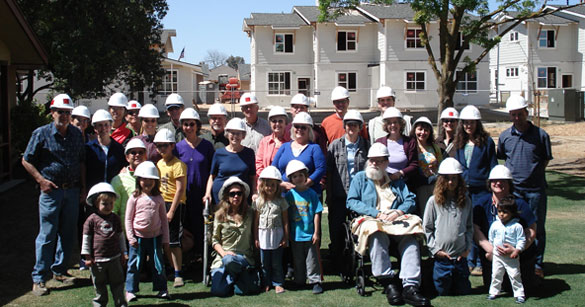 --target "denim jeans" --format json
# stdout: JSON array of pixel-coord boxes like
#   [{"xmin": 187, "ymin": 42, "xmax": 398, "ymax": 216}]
[
  {"xmin": 32, "ymin": 188, "xmax": 80, "ymax": 283},
  {"xmin": 211, "ymin": 254, "xmax": 253, "ymax": 297},
  {"xmin": 260, "ymin": 247, "xmax": 284, "ymax": 287},
  {"xmin": 433, "ymin": 257, "xmax": 471, "ymax": 296},
  {"xmin": 515, "ymin": 189, "xmax": 547, "ymax": 269},
  {"xmin": 125, "ymin": 236, "xmax": 167, "ymax": 293}
]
